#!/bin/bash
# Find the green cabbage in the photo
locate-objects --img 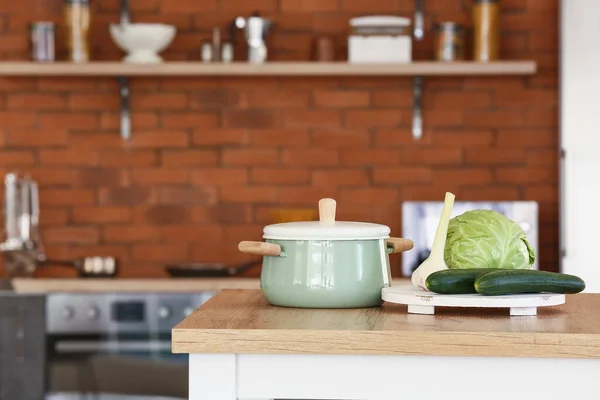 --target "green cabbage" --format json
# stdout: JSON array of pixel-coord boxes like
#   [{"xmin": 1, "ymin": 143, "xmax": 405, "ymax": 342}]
[{"xmin": 444, "ymin": 209, "xmax": 536, "ymax": 270}]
